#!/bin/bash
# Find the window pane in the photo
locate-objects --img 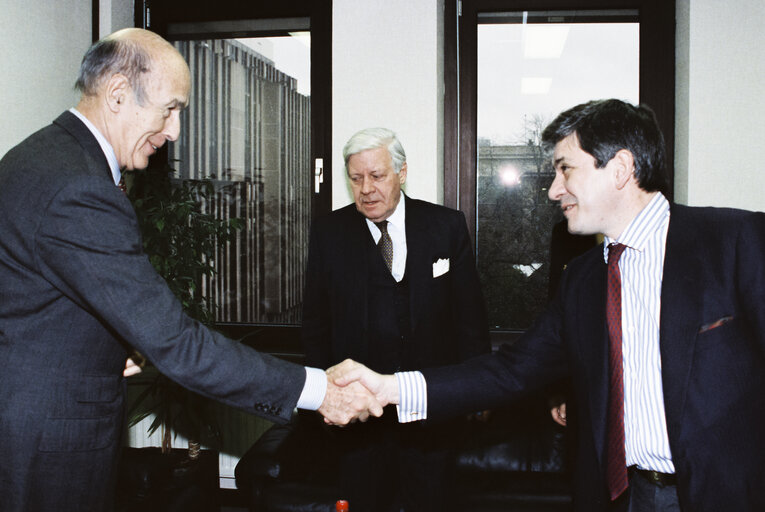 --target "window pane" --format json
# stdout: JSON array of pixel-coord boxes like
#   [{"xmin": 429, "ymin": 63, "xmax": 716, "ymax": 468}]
[
  {"xmin": 476, "ymin": 15, "xmax": 639, "ymax": 330},
  {"xmin": 170, "ymin": 35, "xmax": 311, "ymax": 324}
]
